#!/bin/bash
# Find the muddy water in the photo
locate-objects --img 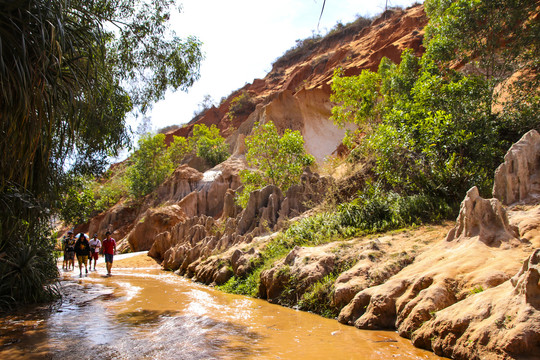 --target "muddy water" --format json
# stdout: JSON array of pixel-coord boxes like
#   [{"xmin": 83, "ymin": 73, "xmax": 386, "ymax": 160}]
[{"xmin": 0, "ymin": 264, "xmax": 445, "ymax": 360}]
